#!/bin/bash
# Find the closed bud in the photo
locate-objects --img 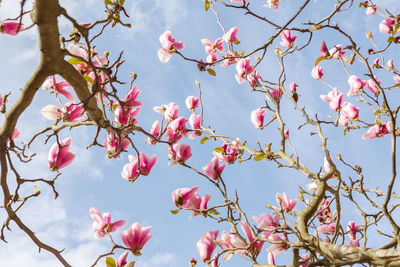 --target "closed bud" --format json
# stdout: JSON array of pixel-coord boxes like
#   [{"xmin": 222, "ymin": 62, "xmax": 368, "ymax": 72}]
[{"xmin": 366, "ymin": 32, "xmax": 373, "ymax": 39}]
